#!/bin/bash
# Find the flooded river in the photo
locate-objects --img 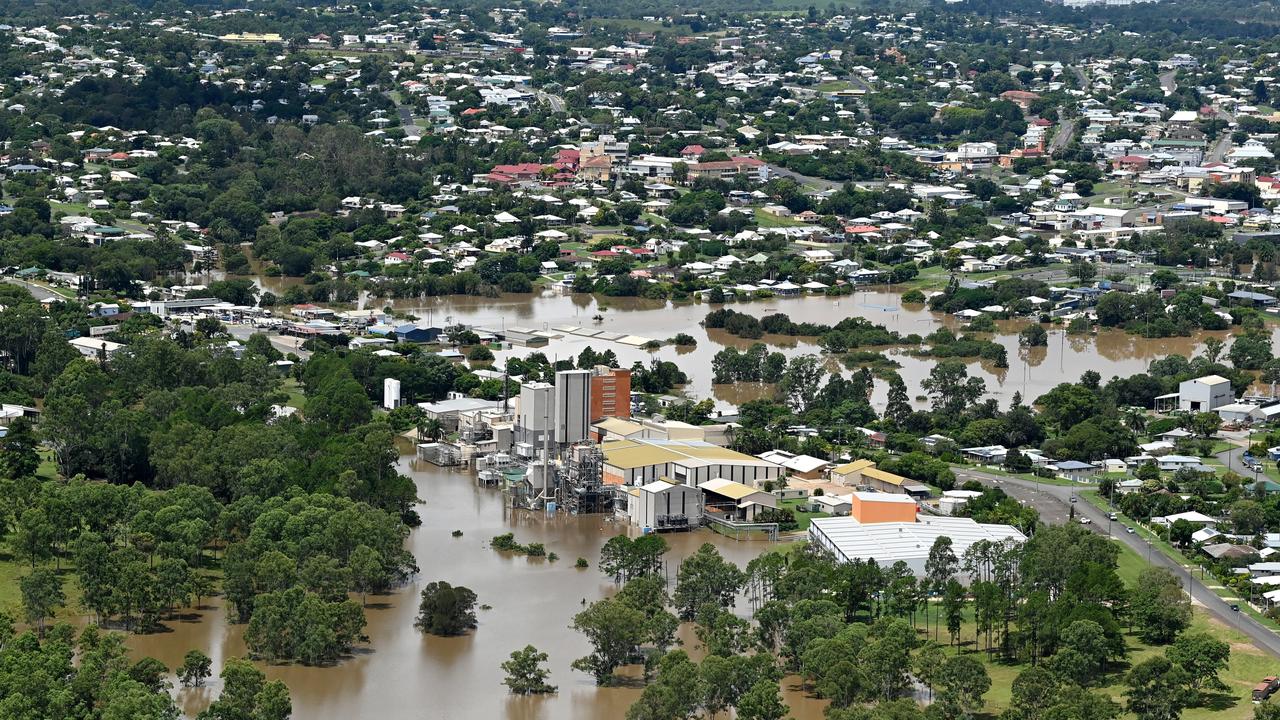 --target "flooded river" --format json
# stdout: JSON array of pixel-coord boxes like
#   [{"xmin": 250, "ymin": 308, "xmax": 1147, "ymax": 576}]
[
  {"xmin": 191, "ymin": 260, "xmax": 1239, "ymax": 411},
  {"xmin": 141, "ymin": 278, "xmax": 1248, "ymax": 717},
  {"xmin": 368, "ymin": 288, "xmax": 1225, "ymax": 412},
  {"xmin": 129, "ymin": 454, "xmax": 828, "ymax": 720}
]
